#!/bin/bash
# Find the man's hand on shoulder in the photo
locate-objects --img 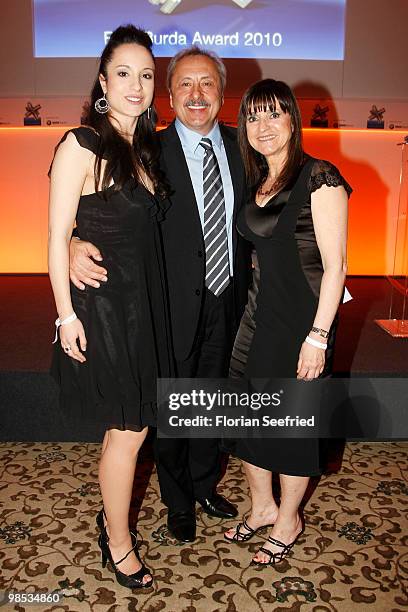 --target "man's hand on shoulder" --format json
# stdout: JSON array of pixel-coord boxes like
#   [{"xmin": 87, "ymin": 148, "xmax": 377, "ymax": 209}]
[{"xmin": 69, "ymin": 237, "xmax": 108, "ymax": 290}]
